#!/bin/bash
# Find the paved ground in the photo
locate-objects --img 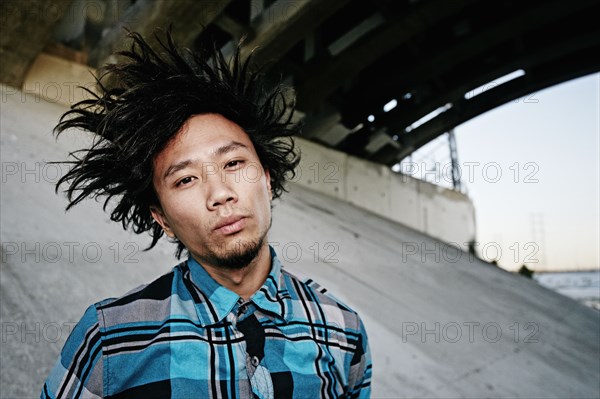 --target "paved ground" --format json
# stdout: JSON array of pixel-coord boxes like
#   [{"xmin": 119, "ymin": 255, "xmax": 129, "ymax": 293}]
[{"xmin": 1, "ymin": 85, "xmax": 599, "ymax": 398}]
